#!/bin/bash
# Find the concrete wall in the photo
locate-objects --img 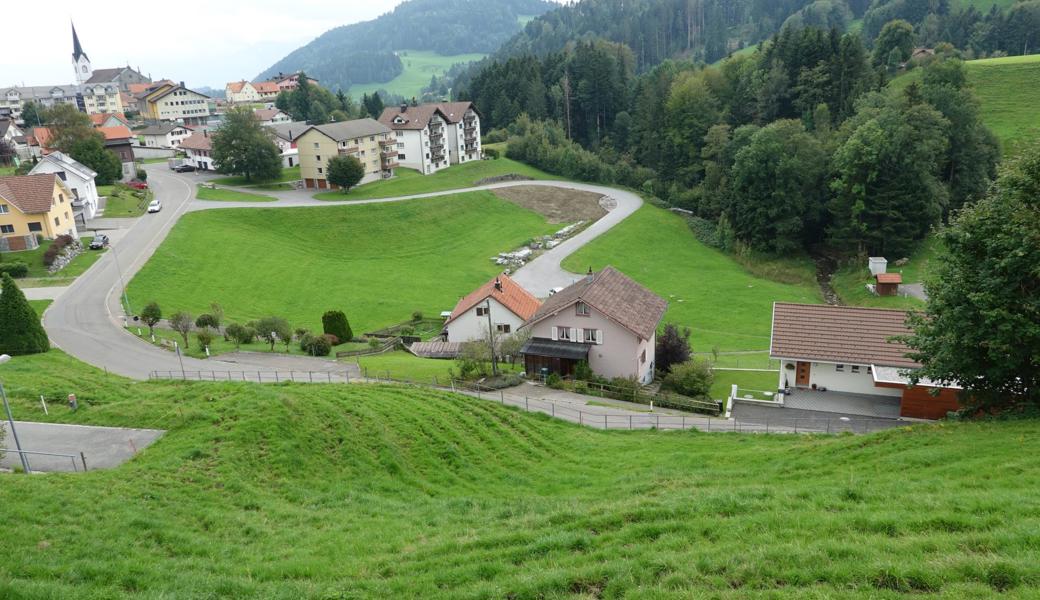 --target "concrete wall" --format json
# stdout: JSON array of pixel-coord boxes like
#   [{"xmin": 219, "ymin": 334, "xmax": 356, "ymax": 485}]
[
  {"xmin": 776, "ymin": 358, "xmax": 902, "ymax": 397},
  {"xmin": 445, "ymin": 297, "xmax": 526, "ymax": 342},
  {"xmin": 527, "ymin": 303, "xmax": 649, "ymax": 382},
  {"xmin": 133, "ymin": 146, "xmax": 176, "ymax": 159}
]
